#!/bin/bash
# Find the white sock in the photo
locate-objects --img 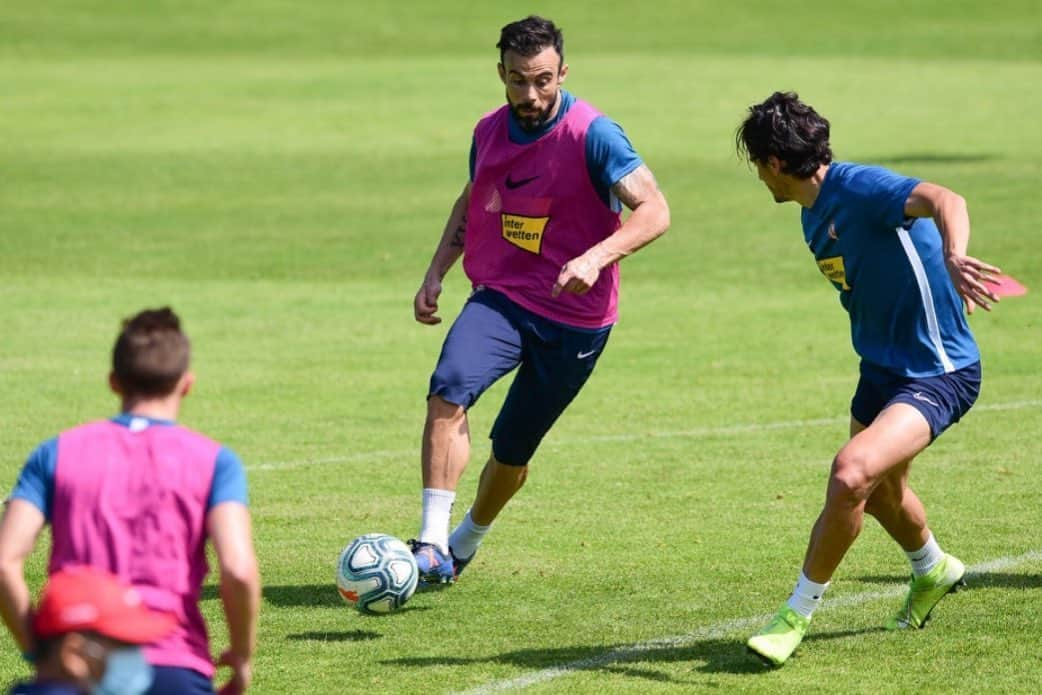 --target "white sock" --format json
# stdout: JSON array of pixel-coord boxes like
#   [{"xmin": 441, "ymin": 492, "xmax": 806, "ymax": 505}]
[
  {"xmin": 906, "ymin": 533, "xmax": 944, "ymax": 577},
  {"xmin": 419, "ymin": 488, "xmax": 455, "ymax": 554},
  {"xmin": 448, "ymin": 509, "xmax": 491, "ymax": 560},
  {"xmin": 786, "ymin": 571, "xmax": 830, "ymax": 619}
]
